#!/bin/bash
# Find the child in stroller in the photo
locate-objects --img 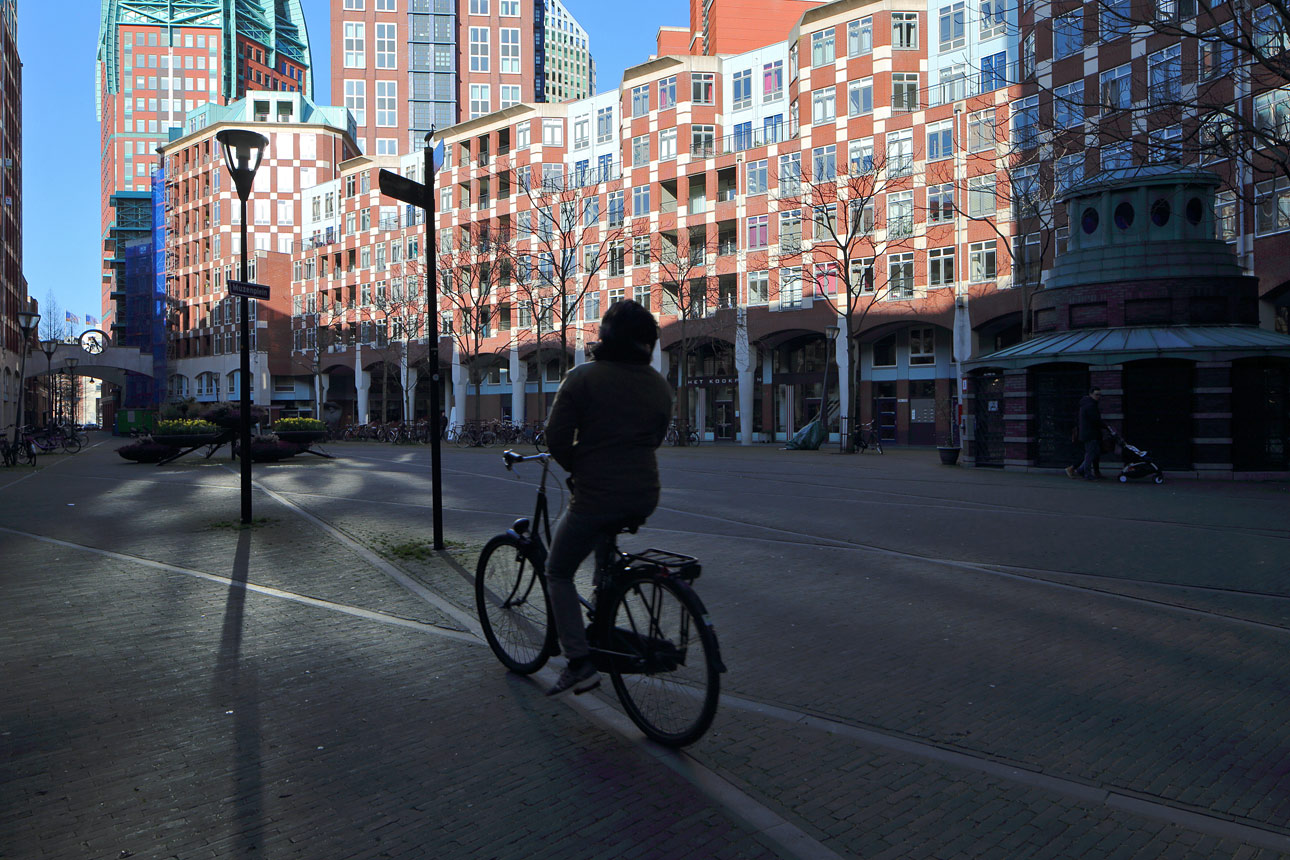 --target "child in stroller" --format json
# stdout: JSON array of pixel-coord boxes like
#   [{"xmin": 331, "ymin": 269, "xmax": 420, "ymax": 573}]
[{"xmin": 1104, "ymin": 425, "xmax": 1165, "ymax": 484}]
